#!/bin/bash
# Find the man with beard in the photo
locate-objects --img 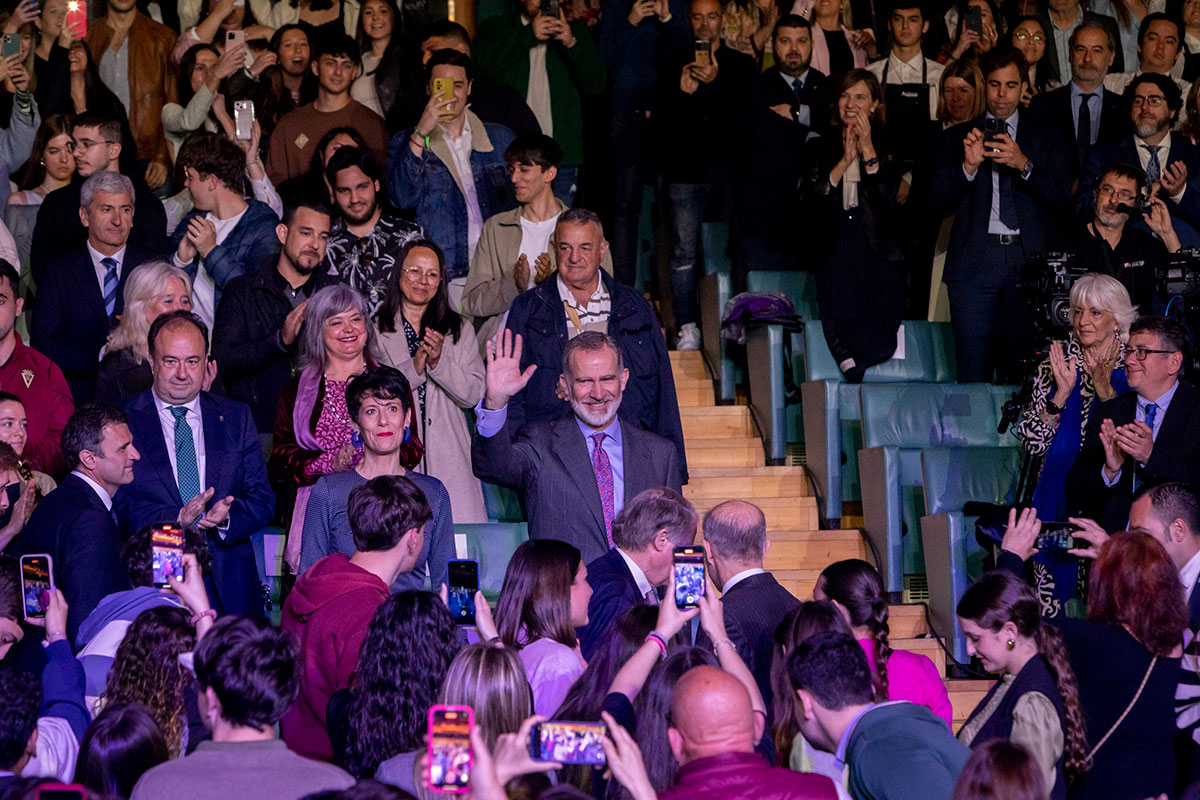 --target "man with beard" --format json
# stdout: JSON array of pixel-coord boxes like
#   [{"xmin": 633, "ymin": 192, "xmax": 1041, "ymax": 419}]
[
  {"xmin": 213, "ymin": 202, "xmax": 337, "ymax": 444},
  {"xmin": 321, "ymin": 146, "xmax": 422, "ymax": 317},
  {"xmin": 473, "ymin": 327, "xmax": 683, "ymax": 563},
  {"xmin": 171, "ymin": 133, "xmax": 282, "ymax": 330},
  {"xmin": 1053, "ymin": 162, "xmax": 1179, "ymax": 308}
]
